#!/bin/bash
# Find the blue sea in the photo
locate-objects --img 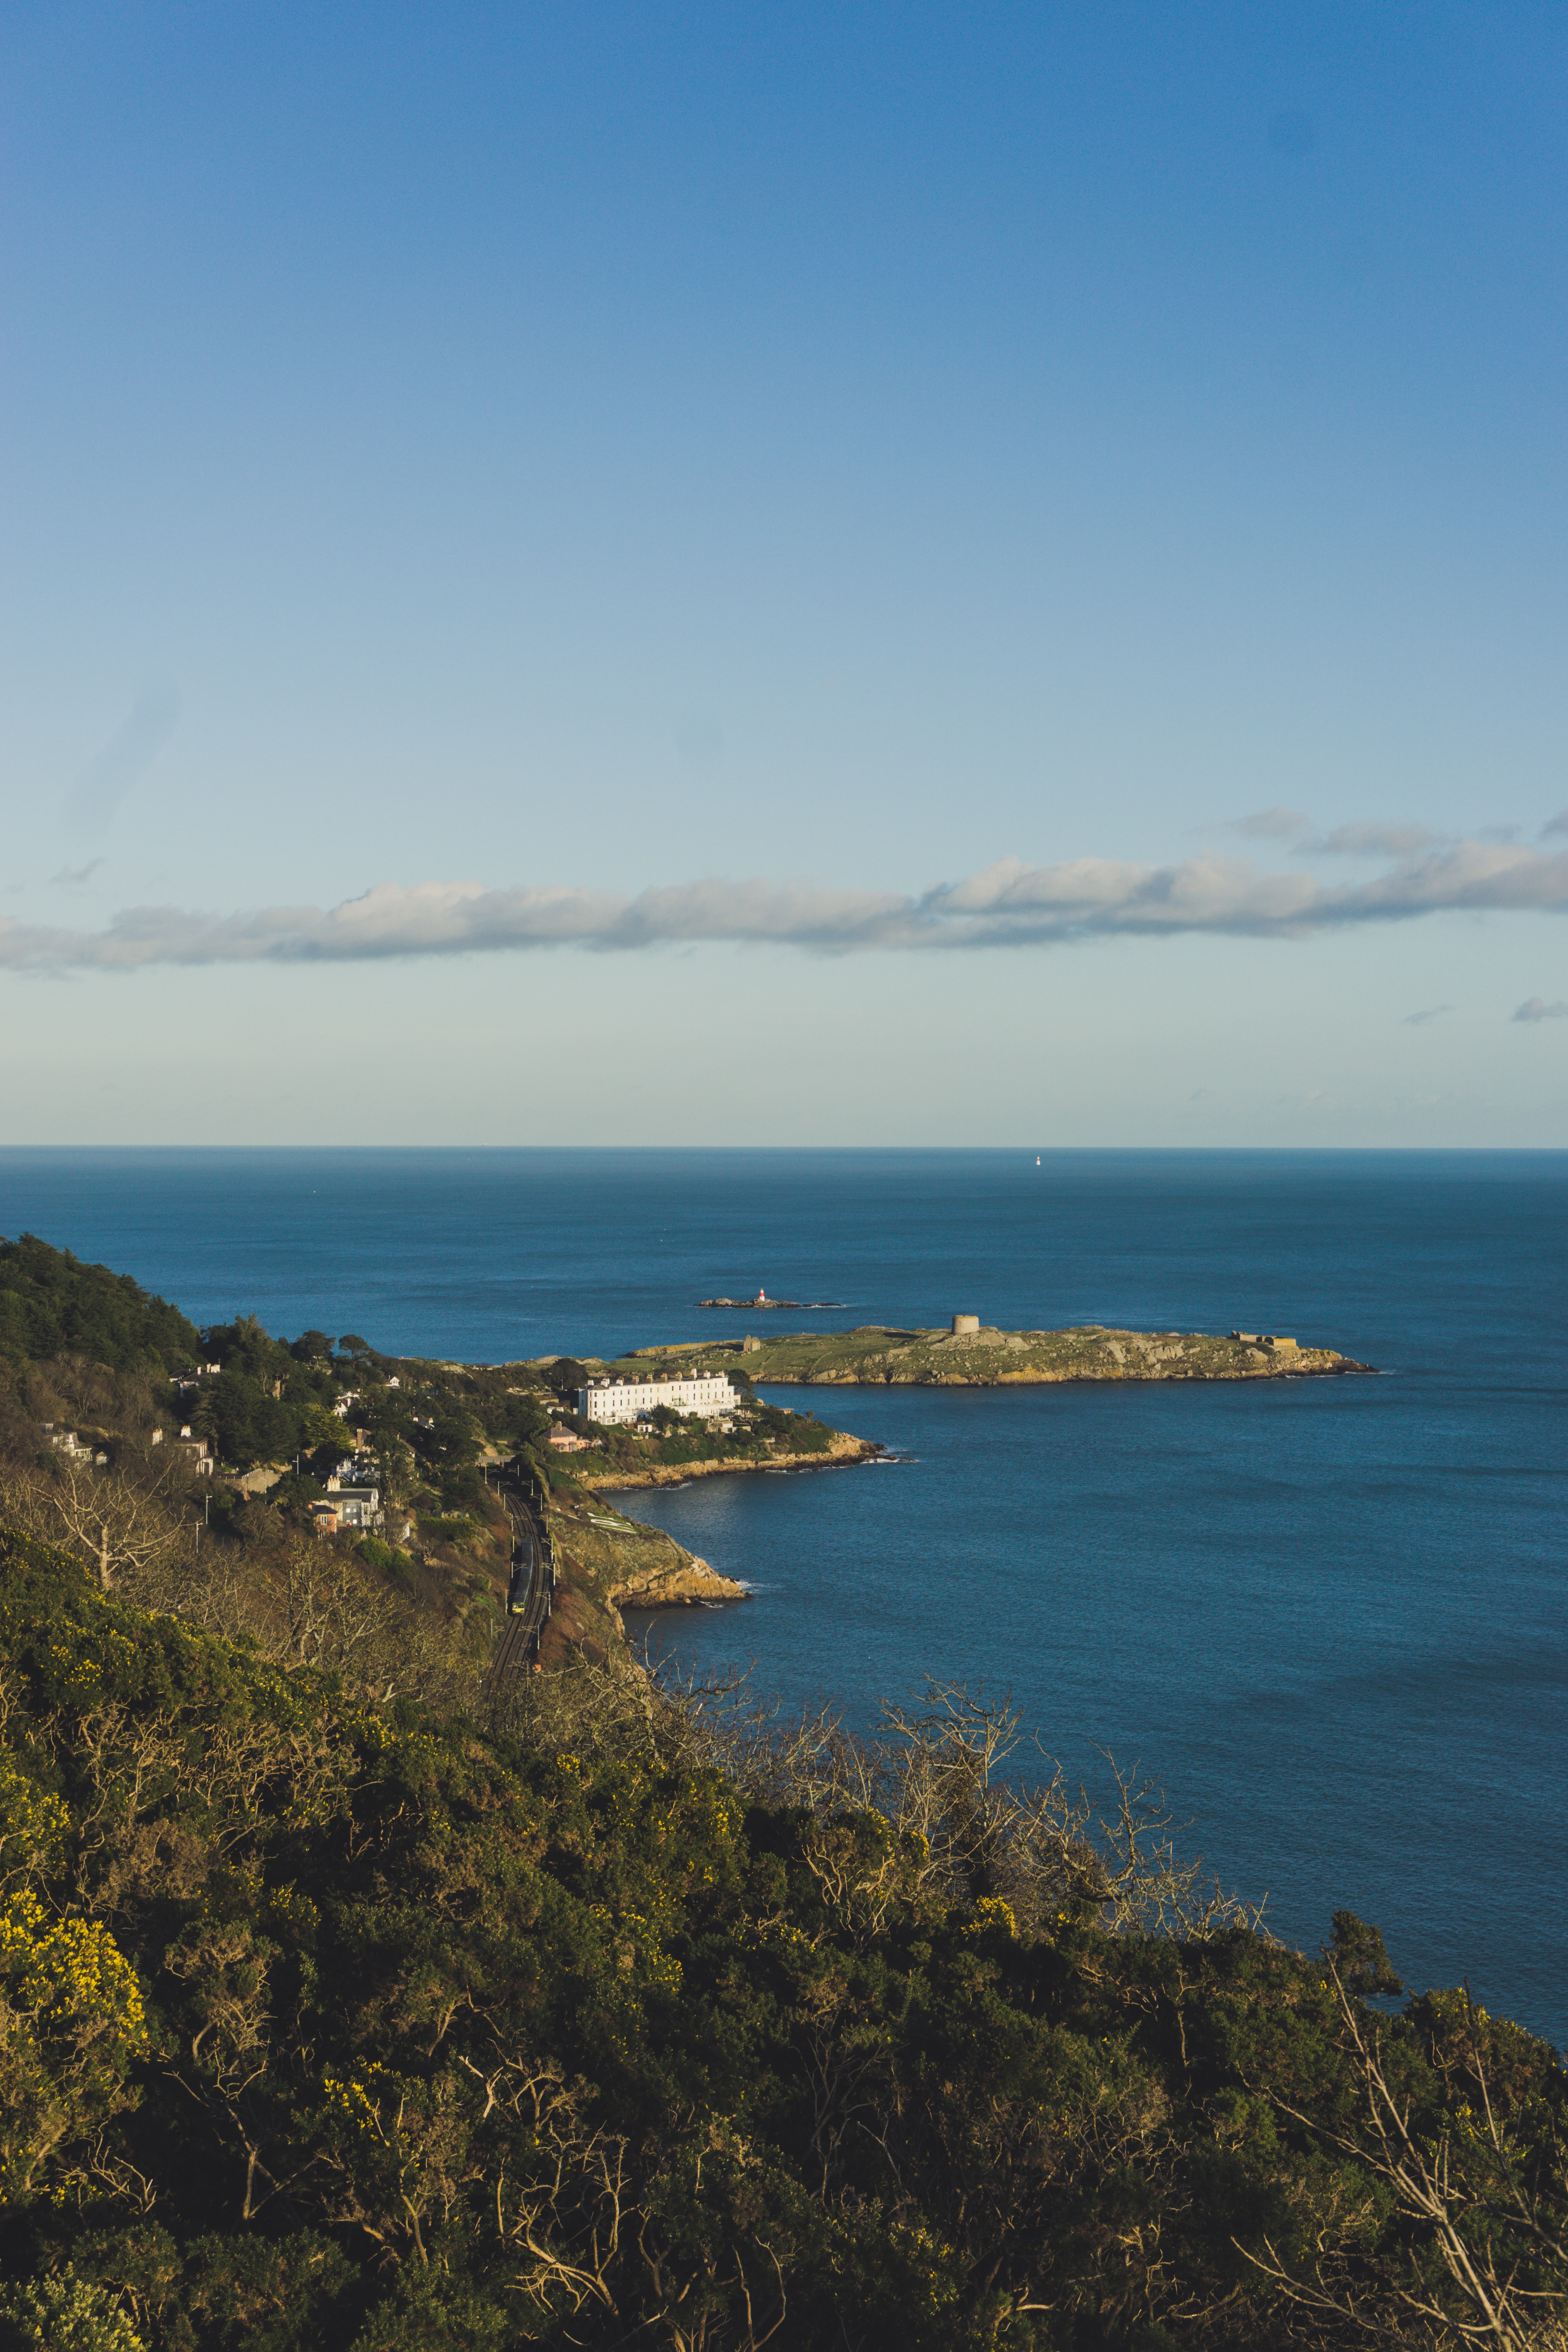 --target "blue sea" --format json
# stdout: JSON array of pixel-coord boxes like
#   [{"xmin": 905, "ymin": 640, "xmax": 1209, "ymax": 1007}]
[{"xmin": 1, "ymin": 1146, "xmax": 1563, "ymax": 2047}]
